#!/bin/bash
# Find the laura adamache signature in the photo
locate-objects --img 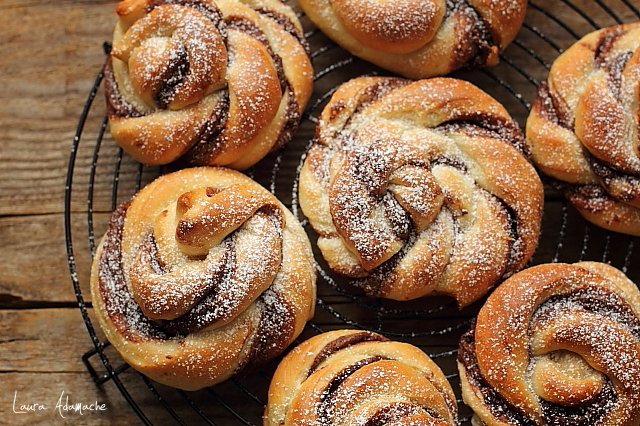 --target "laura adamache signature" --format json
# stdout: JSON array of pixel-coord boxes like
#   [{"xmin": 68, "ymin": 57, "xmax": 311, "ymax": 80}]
[{"xmin": 12, "ymin": 390, "xmax": 107, "ymax": 418}]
